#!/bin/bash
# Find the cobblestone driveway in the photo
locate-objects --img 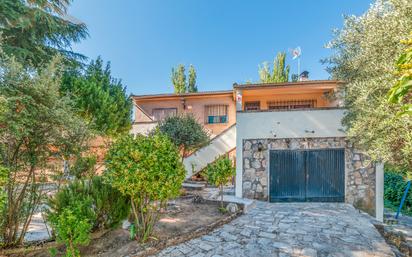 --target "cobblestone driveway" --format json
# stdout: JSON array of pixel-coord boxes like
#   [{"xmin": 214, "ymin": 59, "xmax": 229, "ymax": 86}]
[{"xmin": 154, "ymin": 202, "xmax": 394, "ymax": 257}]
